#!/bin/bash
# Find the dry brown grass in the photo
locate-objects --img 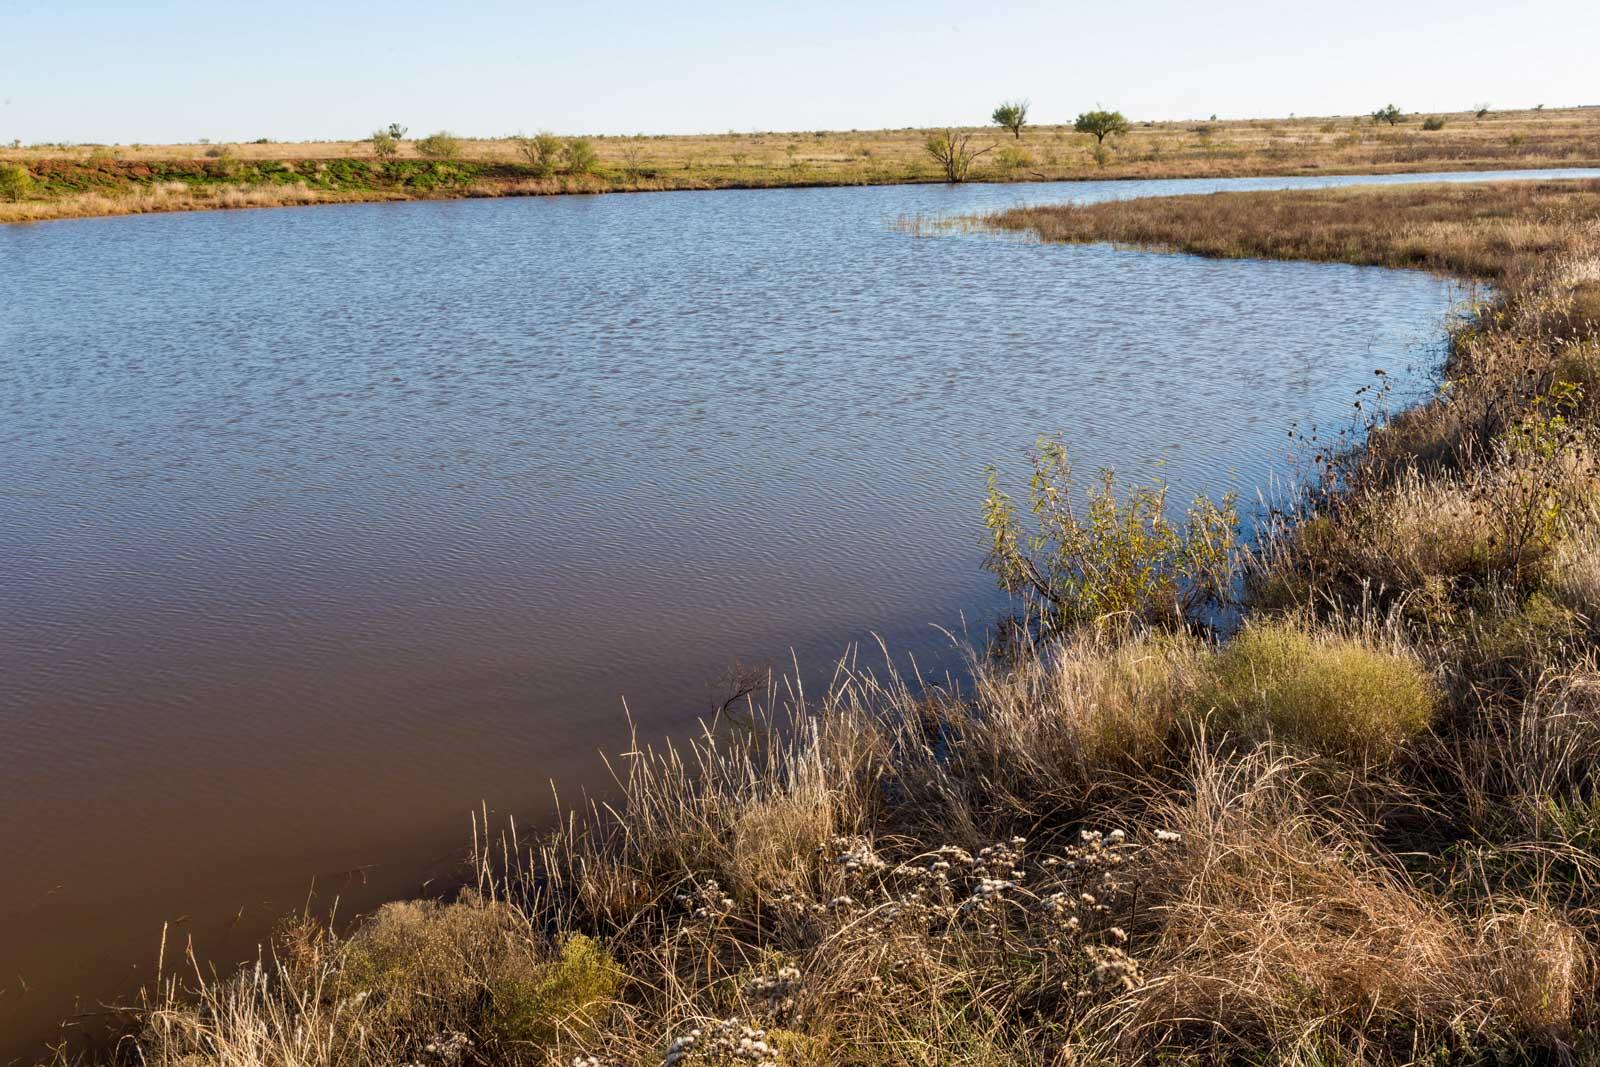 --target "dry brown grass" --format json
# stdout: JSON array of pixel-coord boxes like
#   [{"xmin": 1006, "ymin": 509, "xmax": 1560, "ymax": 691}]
[
  {"xmin": 991, "ymin": 177, "xmax": 1600, "ymax": 281},
  {"xmin": 1127, "ymin": 750, "xmax": 1589, "ymax": 1057},
  {"xmin": 1554, "ymin": 534, "xmax": 1600, "ymax": 621},
  {"xmin": 0, "ymin": 179, "xmax": 384, "ymax": 224}
]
